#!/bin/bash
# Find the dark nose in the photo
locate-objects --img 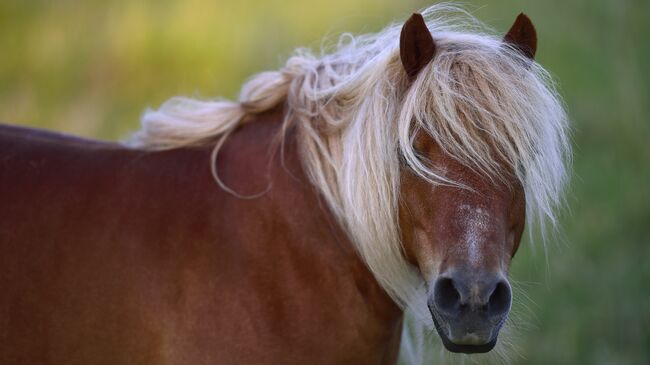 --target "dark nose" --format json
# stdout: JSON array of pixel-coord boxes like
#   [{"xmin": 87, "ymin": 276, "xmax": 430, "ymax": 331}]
[{"xmin": 432, "ymin": 272, "xmax": 511, "ymax": 319}]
